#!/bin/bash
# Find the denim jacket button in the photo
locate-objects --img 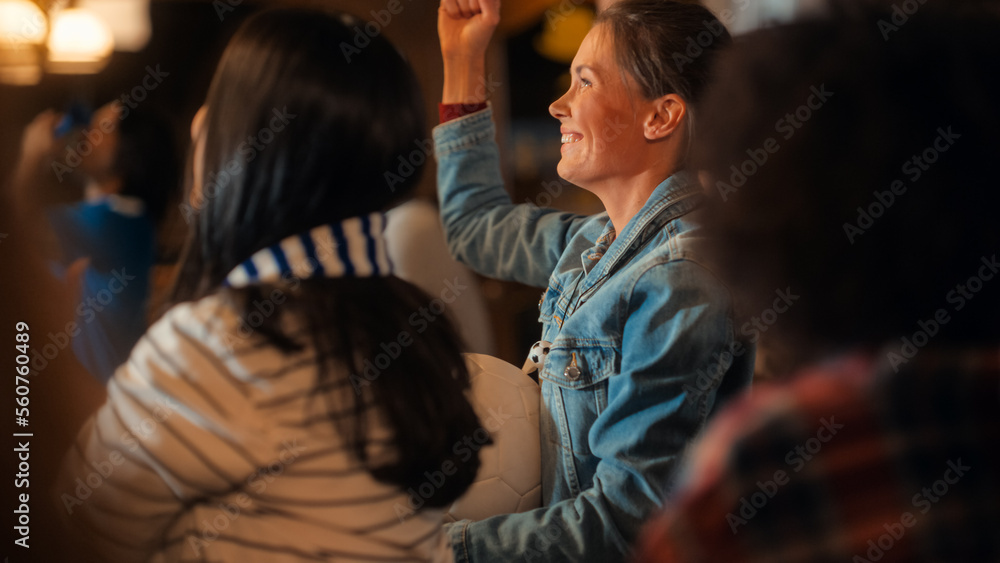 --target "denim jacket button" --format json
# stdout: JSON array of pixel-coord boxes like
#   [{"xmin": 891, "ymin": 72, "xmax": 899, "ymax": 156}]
[{"xmin": 564, "ymin": 365, "xmax": 581, "ymax": 380}]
